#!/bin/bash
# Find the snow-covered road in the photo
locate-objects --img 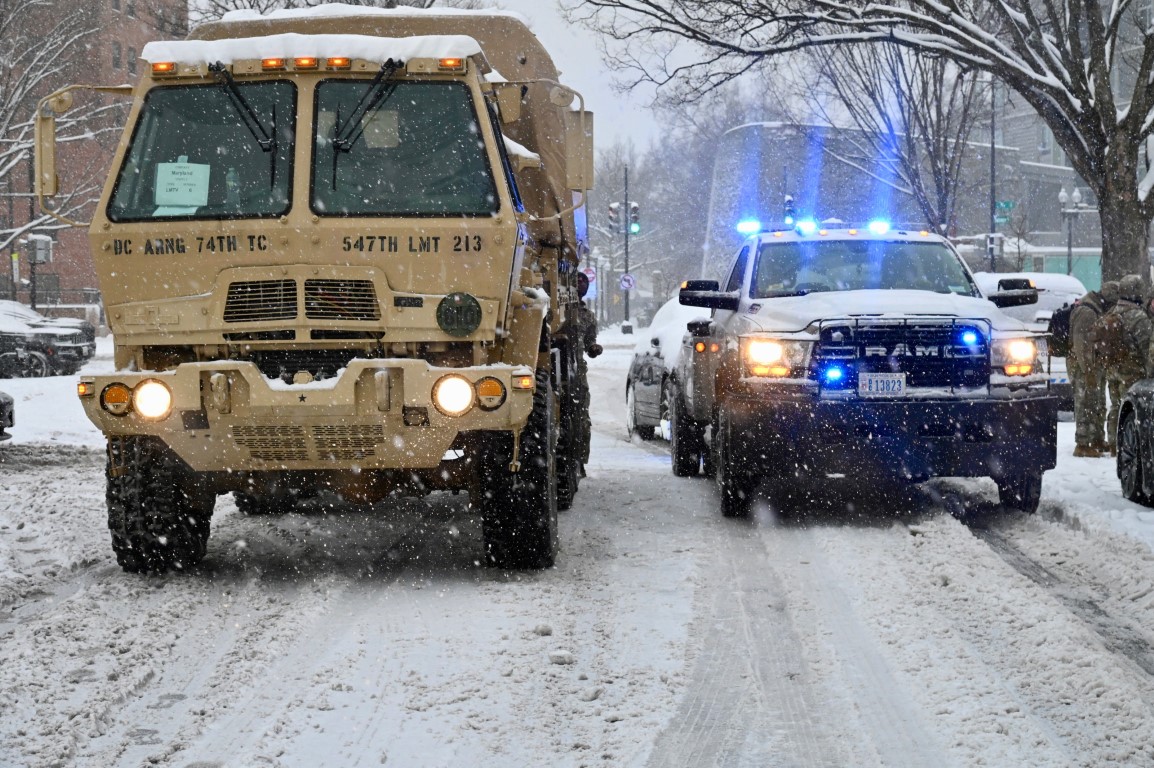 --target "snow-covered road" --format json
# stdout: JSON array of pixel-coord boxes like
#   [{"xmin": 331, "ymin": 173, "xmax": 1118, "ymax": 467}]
[{"xmin": 3, "ymin": 339, "xmax": 1154, "ymax": 766}]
